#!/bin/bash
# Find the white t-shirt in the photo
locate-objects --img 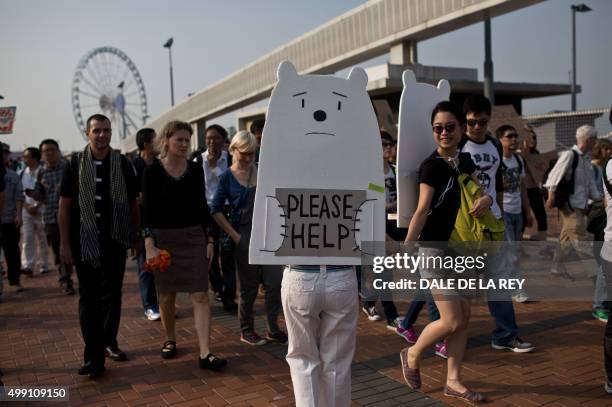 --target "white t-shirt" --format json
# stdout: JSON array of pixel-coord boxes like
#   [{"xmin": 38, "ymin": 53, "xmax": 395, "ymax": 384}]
[
  {"xmin": 460, "ymin": 136, "xmax": 502, "ymax": 219},
  {"xmin": 21, "ymin": 166, "xmax": 39, "ymax": 206},
  {"xmin": 384, "ymin": 165, "xmax": 397, "ymax": 210},
  {"xmin": 600, "ymin": 160, "xmax": 612, "ymax": 262},
  {"xmin": 502, "ymin": 154, "xmax": 525, "ymax": 215}
]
